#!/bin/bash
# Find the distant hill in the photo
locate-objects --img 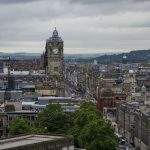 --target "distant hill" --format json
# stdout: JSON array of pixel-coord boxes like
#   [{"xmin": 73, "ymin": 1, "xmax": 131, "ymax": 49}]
[
  {"xmin": 65, "ymin": 52, "xmax": 119, "ymax": 59},
  {"xmin": 0, "ymin": 49, "xmax": 150, "ymax": 63},
  {"xmin": 0, "ymin": 52, "xmax": 118, "ymax": 60},
  {"xmin": 0, "ymin": 52, "xmax": 41, "ymax": 60},
  {"xmin": 94, "ymin": 49, "xmax": 150, "ymax": 64}
]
